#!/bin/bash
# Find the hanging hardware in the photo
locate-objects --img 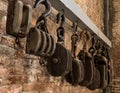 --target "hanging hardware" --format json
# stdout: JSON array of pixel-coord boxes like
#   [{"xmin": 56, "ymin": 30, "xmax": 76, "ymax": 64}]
[
  {"xmin": 65, "ymin": 22, "xmax": 85, "ymax": 86},
  {"xmin": 56, "ymin": 10, "xmax": 65, "ymax": 44},
  {"xmin": 26, "ymin": 0, "xmax": 56, "ymax": 58},
  {"xmin": 78, "ymin": 31, "xmax": 94, "ymax": 86},
  {"xmin": 6, "ymin": 0, "xmax": 32, "ymax": 48},
  {"xmin": 46, "ymin": 11, "xmax": 72, "ymax": 77}
]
